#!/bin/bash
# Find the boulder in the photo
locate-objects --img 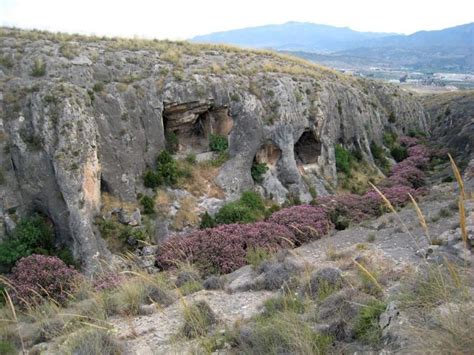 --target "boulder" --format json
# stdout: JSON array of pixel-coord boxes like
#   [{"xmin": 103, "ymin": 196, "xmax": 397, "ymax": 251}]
[{"xmin": 117, "ymin": 208, "xmax": 141, "ymax": 226}]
